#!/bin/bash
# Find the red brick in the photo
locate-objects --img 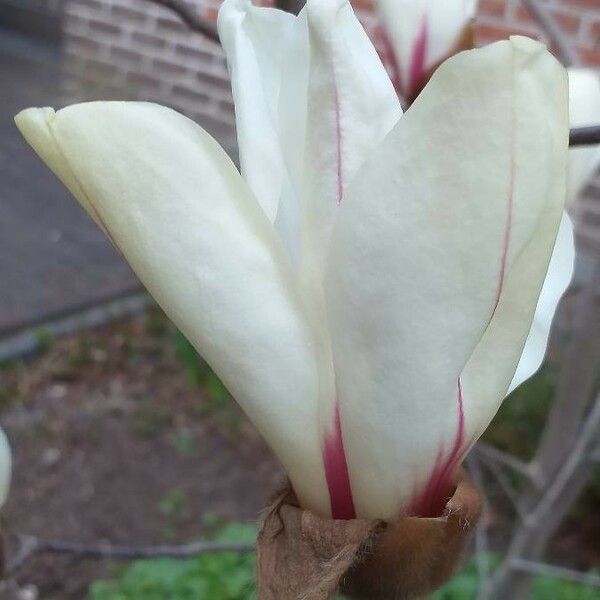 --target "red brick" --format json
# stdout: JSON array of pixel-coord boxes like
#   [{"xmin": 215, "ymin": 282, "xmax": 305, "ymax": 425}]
[
  {"xmin": 85, "ymin": 58, "xmax": 118, "ymax": 80},
  {"xmin": 172, "ymin": 85, "xmax": 211, "ymax": 104},
  {"xmin": 552, "ymin": 10, "xmax": 581, "ymax": 35},
  {"xmin": 578, "ymin": 46, "xmax": 600, "ymax": 67},
  {"xmin": 217, "ymin": 98, "xmax": 235, "ymax": 114},
  {"xmin": 152, "ymin": 58, "xmax": 190, "ymax": 77},
  {"xmin": 87, "ymin": 18, "xmax": 122, "ymax": 37},
  {"xmin": 71, "ymin": 0, "xmax": 105, "ymax": 9},
  {"xmin": 203, "ymin": 6, "xmax": 219, "ymax": 22},
  {"xmin": 479, "ymin": 0, "xmax": 506, "ymax": 19},
  {"xmin": 126, "ymin": 71, "xmax": 162, "ymax": 90},
  {"xmin": 197, "ymin": 71, "xmax": 231, "ymax": 92},
  {"xmin": 111, "ymin": 5, "xmax": 148, "ymax": 24},
  {"xmin": 175, "ymin": 43, "xmax": 215, "ymax": 63},
  {"xmin": 561, "ymin": 0, "xmax": 600, "ymax": 11},
  {"xmin": 111, "ymin": 46, "xmax": 143, "ymax": 66},
  {"xmin": 475, "ymin": 22, "xmax": 539, "ymax": 44},
  {"xmin": 156, "ymin": 16, "xmax": 188, "ymax": 34},
  {"xmin": 63, "ymin": 12, "xmax": 88, "ymax": 30},
  {"xmin": 514, "ymin": 5, "xmax": 538, "ymax": 26},
  {"xmin": 66, "ymin": 33, "xmax": 102, "ymax": 54},
  {"xmin": 131, "ymin": 31, "xmax": 167, "ymax": 49},
  {"xmin": 590, "ymin": 20, "xmax": 600, "ymax": 48},
  {"xmin": 351, "ymin": 0, "xmax": 375, "ymax": 11}
]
